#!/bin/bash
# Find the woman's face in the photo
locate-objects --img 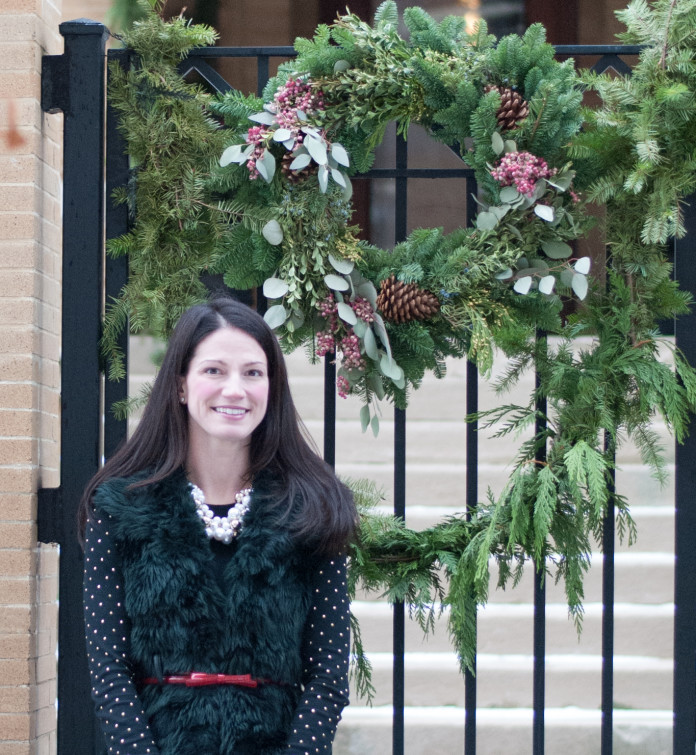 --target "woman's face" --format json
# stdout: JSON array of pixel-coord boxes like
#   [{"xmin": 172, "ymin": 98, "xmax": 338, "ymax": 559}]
[{"xmin": 180, "ymin": 326, "xmax": 270, "ymax": 454}]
